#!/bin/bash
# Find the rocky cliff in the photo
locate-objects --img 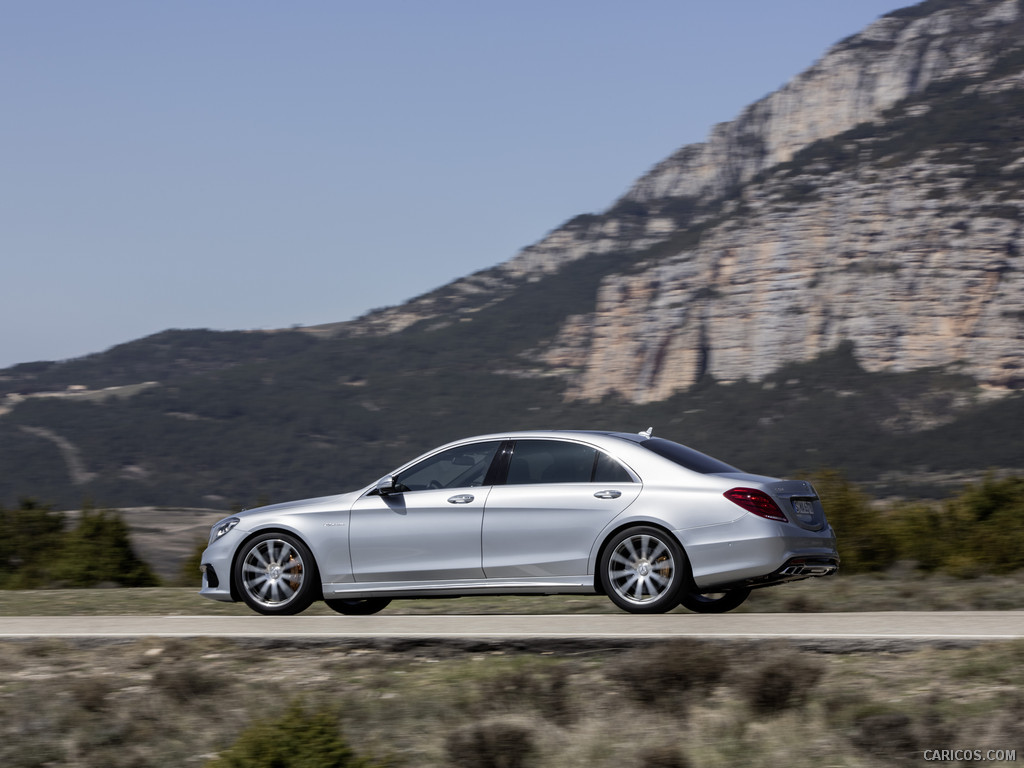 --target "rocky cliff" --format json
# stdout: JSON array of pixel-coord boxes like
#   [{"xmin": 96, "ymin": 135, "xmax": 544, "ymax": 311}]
[{"xmin": 347, "ymin": 0, "xmax": 1024, "ymax": 403}]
